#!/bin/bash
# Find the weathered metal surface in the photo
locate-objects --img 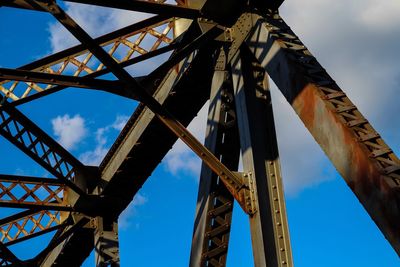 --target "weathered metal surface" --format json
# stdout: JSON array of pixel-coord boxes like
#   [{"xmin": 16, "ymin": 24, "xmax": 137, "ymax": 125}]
[
  {"xmin": 246, "ymin": 11, "xmax": 400, "ymax": 255},
  {"xmin": 232, "ymin": 46, "xmax": 293, "ymax": 267},
  {"xmin": 189, "ymin": 66, "xmax": 239, "ymax": 267}
]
